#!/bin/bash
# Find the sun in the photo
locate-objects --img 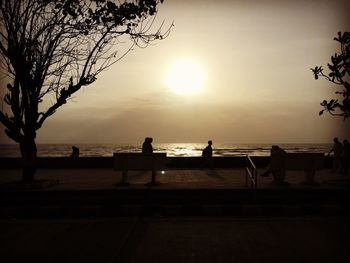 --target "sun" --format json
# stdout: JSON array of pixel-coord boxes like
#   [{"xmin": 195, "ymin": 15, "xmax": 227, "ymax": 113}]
[{"xmin": 165, "ymin": 59, "xmax": 204, "ymax": 95}]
